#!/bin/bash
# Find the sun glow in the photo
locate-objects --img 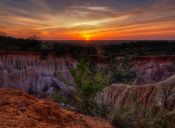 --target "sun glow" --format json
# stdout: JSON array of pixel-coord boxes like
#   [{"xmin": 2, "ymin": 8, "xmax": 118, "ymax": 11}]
[{"xmin": 81, "ymin": 33, "xmax": 92, "ymax": 40}]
